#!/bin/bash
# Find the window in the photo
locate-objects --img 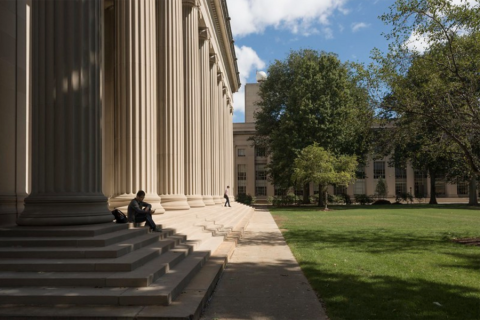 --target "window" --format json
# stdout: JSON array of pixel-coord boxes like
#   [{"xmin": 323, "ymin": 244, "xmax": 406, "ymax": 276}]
[
  {"xmin": 395, "ymin": 167, "xmax": 407, "ymax": 195},
  {"xmin": 354, "ymin": 180, "xmax": 365, "ymax": 194},
  {"xmin": 237, "ymin": 148, "xmax": 245, "ymax": 157},
  {"xmin": 255, "ymin": 164, "xmax": 267, "ymax": 180},
  {"xmin": 373, "ymin": 161, "xmax": 385, "ymax": 179},
  {"xmin": 255, "ymin": 186, "xmax": 267, "ymax": 196},
  {"xmin": 255, "ymin": 147, "xmax": 266, "ymax": 157},
  {"xmin": 457, "ymin": 181, "xmax": 468, "ymax": 195},
  {"xmin": 414, "ymin": 170, "xmax": 427, "ymax": 197},
  {"xmin": 334, "ymin": 185, "xmax": 347, "ymax": 195},
  {"xmin": 238, "ymin": 185, "xmax": 246, "ymax": 195},
  {"xmin": 355, "ymin": 165, "xmax": 366, "ymax": 179},
  {"xmin": 237, "ymin": 165, "xmax": 247, "ymax": 195}
]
